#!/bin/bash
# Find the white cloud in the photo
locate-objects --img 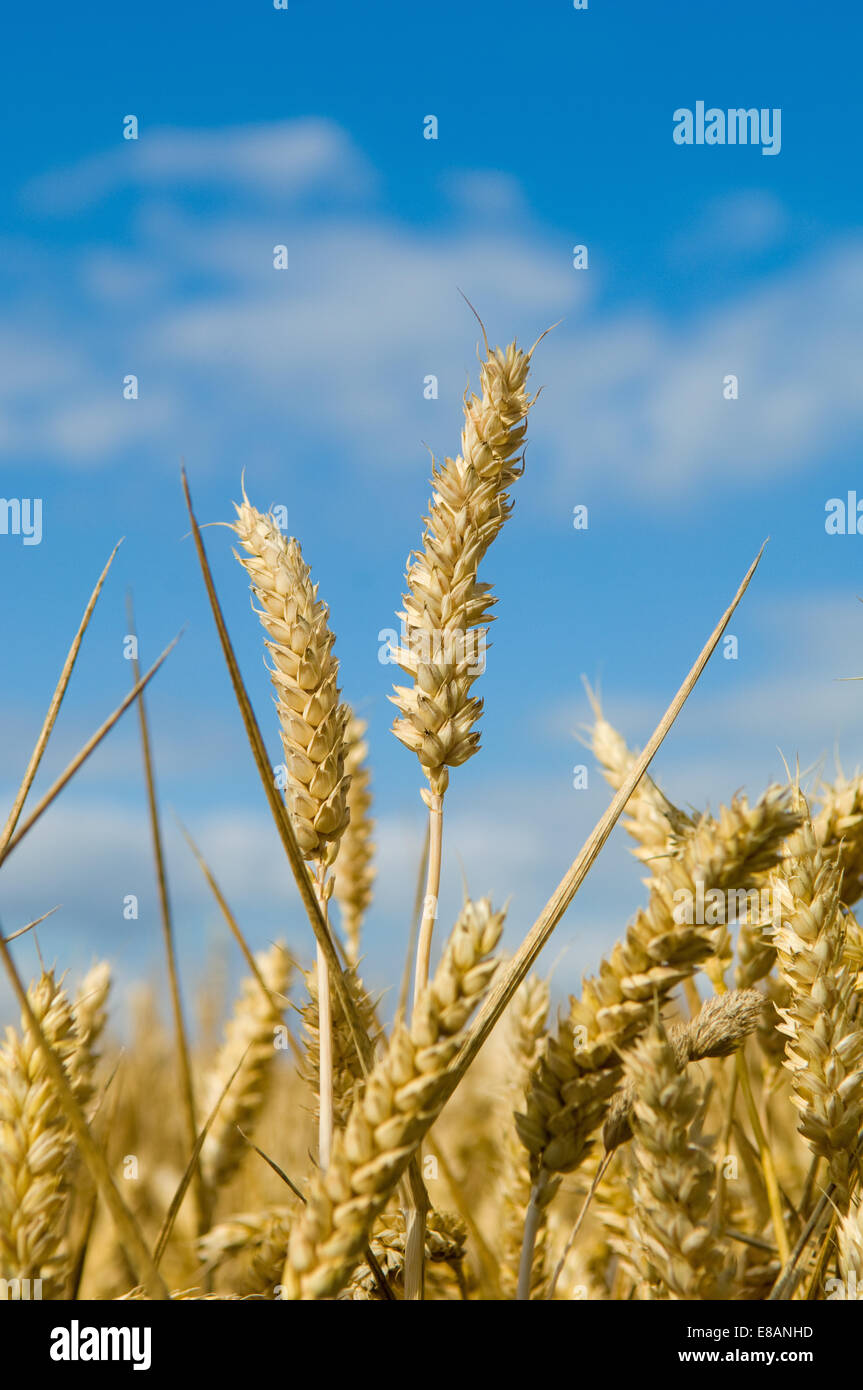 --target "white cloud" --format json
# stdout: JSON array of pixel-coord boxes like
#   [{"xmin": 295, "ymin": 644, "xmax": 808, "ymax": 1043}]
[
  {"xmin": 24, "ymin": 120, "xmax": 374, "ymax": 212},
  {"xmin": 3, "ymin": 121, "xmax": 863, "ymax": 505}
]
